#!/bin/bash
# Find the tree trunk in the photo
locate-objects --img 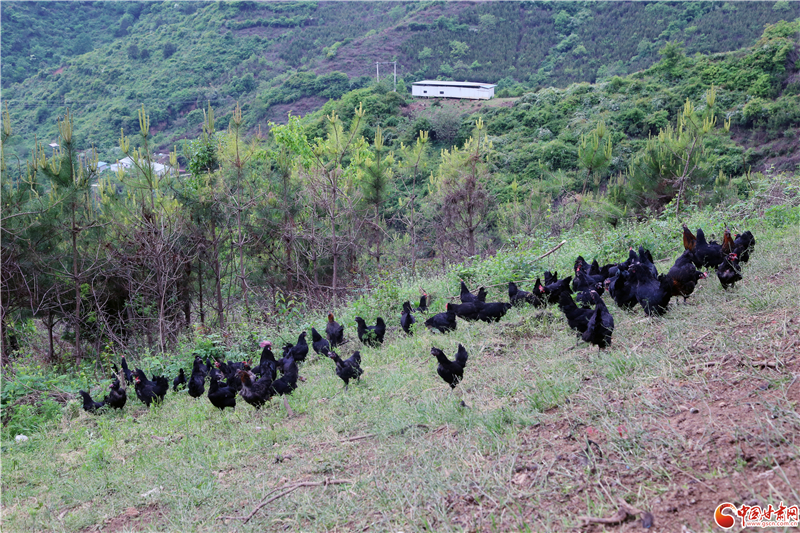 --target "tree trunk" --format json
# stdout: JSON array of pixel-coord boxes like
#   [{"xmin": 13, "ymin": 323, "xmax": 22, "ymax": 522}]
[
  {"xmin": 72, "ymin": 209, "xmax": 83, "ymax": 365},
  {"xmin": 210, "ymin": 219, "xmax": 225, "ymax": 329}
]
